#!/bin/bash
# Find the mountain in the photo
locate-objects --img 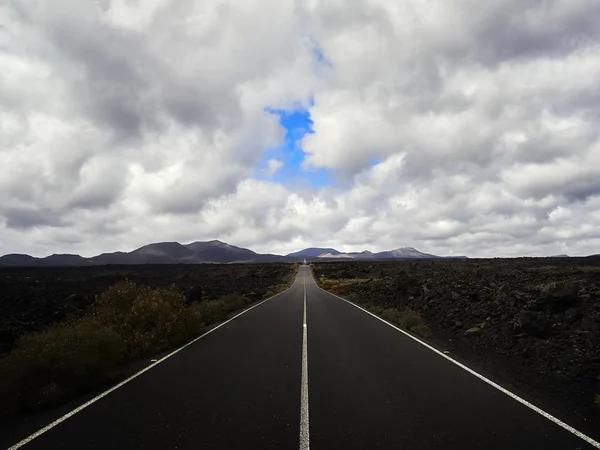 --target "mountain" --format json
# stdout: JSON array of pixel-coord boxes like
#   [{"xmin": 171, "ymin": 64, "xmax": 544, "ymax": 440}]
[
  {"xmin": 286, "ymin": 248, "xmax": 341, "ymax": 258},
  {"xmin": 0, "ymin": 241, "xmax": 465, "ymax": 266},
  {"xmin": 89, "ymin": 241, "xmax": 270, "ymax": 265},
  {"xmin": 374, "ymin": 247, "xmax": 439, "ymax": 259},
  {"xmin": 0, "ymin": 253, "xmax": 87, "ymax": 266},
  {"xmin": 317, "ymin": 250, "xmax": 374, "ymax": 259},
  {"xmin": 313, "ymin": 247, "xmax": 467, "ymax": 260},
  {"xmin": 129, "ymin": 242, "xmax": 195, "ymax": 263},
  {"xmin": 309, "ymin": 247, "xmax": 440, "ymax": 260},
  {"xmin": 42, "ymin": 254, "xmax": 88, "ymax": 266},
  {"xmin": 0, "ymin": 254, "xmax": 40, "ymax": 266},
  {"xmin": 89, "ymin": 251, "xmax": 131, "ymax": 265},
  {"xmin": 184, "ymin": 240, "xmax": 260, "ymax": 263},
  {"xmin": 89, "ymin": 243, "xmax": 194, "ymax": 265},
  {"xmin": 549, "ymin": 254, "xmax": 569, "ymax": 258}
]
